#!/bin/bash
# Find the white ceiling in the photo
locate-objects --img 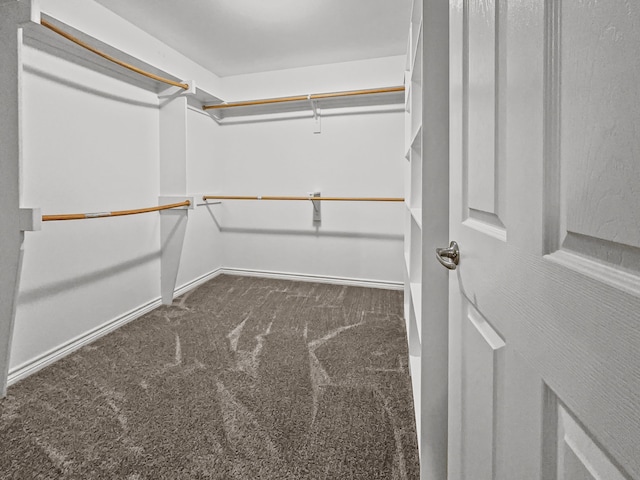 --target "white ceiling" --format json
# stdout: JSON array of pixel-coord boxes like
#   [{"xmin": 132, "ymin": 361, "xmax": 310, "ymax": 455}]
[{"xmin": 93, "ymin": 0, "xmax": 411, "ymax": 77}]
